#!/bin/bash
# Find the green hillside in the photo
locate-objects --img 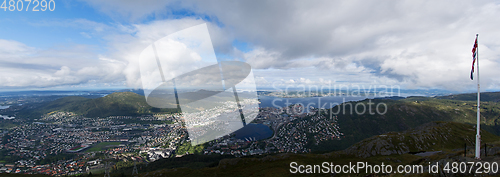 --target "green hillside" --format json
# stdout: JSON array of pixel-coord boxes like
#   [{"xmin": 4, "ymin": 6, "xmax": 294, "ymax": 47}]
[
  {"xmin": 17, "ymin": 92, "xmax": 179, "ymax": 118},
  {"xmin": 311, "ymin": 97, "xmax": 500, "ymax": 152},
  {"xmin": 345, "ymin": 121, "xmax": 498, "ymax": 158}
]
